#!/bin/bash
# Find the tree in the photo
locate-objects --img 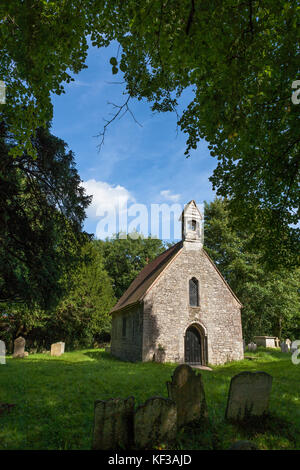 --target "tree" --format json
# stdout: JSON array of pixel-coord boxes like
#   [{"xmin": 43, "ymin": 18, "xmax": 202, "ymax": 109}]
[
  {"xmin": 0, "ymin": 242, "xmax": 116, "ymax": 350},
  {"xmin": 0, "ymin": 123, "xmax": 91, "ymax": 309},
  {"xmin": 0, "ymin": 0, "xmax": 92, "ymax": 157},
  {"xmin": 91, "ymin": 0, "xmax": 299, "ymax": 267},
  {"xmin": 204, "ymin": 198, "xmax": 300, "ymax": 341},
  {"xmin": 47, "ymin": 241, "xmax": 115, "ymax": 349},
  {"xmin": 96, "ymin": 233, "xmax": 167, "ymax": 299},
  {"xmin": 1, "ymin": 1, "xmax": 299, "ymax": 264}
]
